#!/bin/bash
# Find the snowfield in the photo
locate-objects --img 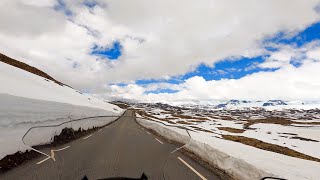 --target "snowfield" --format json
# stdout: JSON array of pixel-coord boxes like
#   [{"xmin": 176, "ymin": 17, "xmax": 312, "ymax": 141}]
[
  {"xmin": 133, "ymin": 102, "xmax": 320, "ymax": 180},
  {"xmin": 0, "ymin": 62, "xmax": 124, "ymax": 159},
  {"xmin": 0, "ymin": 62, "xmax": 120, "ymax": 111}
]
